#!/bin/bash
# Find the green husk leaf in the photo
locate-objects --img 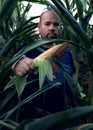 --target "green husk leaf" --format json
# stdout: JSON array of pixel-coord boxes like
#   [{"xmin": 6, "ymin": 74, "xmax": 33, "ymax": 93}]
[
  {"xmin": 15, "ymin": 75, "xmax": 27, "ymax": 98},
  {"xmin": 33, "ymin": 58, "xmax": 54, "ymax": 89},
  {"xmin": 4, "ymin": 76, "xmax": 18, "ymax": 90},
  {"xmin": 4, "ymin": 75, "xmax": 27, "ymax": 97}
]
